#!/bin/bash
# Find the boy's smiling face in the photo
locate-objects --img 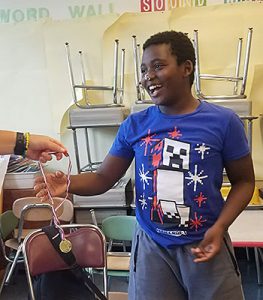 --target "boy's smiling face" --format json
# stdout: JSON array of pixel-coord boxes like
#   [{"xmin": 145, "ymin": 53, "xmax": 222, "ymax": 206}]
[{"xmin": 141, "ymin": 43, "xmax": 192, "ymax": 108}]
